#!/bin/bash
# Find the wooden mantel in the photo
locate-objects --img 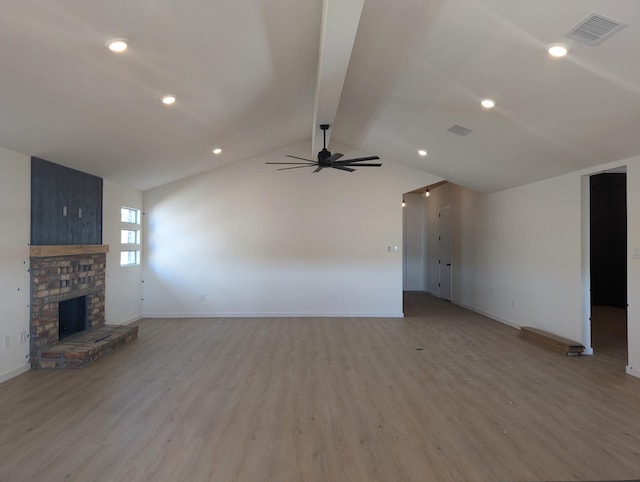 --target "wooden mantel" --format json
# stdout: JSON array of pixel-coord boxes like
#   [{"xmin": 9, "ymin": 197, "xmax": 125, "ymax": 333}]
[{"xmin": 30, "ymin": 245, "xmax": 110, "ymax": 258}]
